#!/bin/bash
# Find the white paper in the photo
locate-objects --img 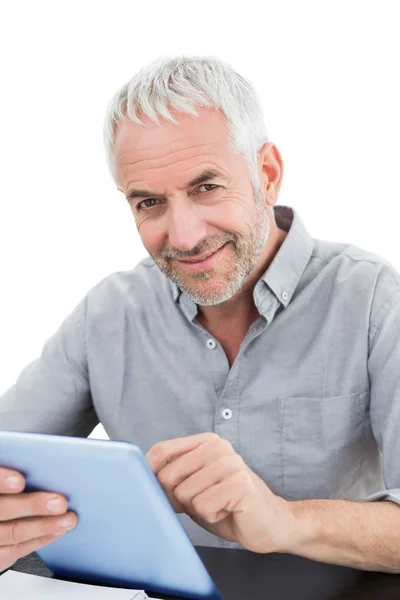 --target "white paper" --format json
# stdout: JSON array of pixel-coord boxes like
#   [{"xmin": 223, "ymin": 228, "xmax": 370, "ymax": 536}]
[{"xmin": 0, "ymin": 570, "xmax": 151, "ymax": 599}]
